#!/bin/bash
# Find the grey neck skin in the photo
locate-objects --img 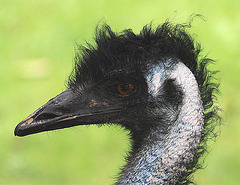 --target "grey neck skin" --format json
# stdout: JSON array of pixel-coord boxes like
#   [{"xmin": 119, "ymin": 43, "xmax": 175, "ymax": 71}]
[{"xmin": 117, "ymin": 62, "xmax": 204, "ymax": 184}]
